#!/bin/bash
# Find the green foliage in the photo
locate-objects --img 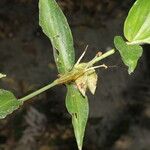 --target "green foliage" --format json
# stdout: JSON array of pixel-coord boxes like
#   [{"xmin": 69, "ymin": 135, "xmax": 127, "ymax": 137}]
[
  {"xmin": 39, "ymin": 0, "xmax": 89, "ymax": 149},
  {"xmin": 0, "ymin": 73, "xmax": 6, "ymax": 79},
  {"xmin": 114, "ymin": 36, "xmax": 143, "ymax": 74},
  {"xmin": 0, "ymin": 0, "xmax": 149, "ymax": 149},
  {"xmin": 0, "ymin": 74, "xmax": 22, "ymax": 119},
  {"xmin": 0, "ymin": 90, "xmax": 22, "ymax": 119},
  {"xmin": 66, "ymin": 84, "xmax": 89, "ymax": 150},
  {"xmin": 115, "ymin": 0, "xmax": 150, "ymax": 73},
  {"xmin": 39, "ymin": 0, "xmax": 75, "ymax": 73},
  {"xmin": 124, "ymin": 0, "xmax": 150, "ymax": 45}
]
